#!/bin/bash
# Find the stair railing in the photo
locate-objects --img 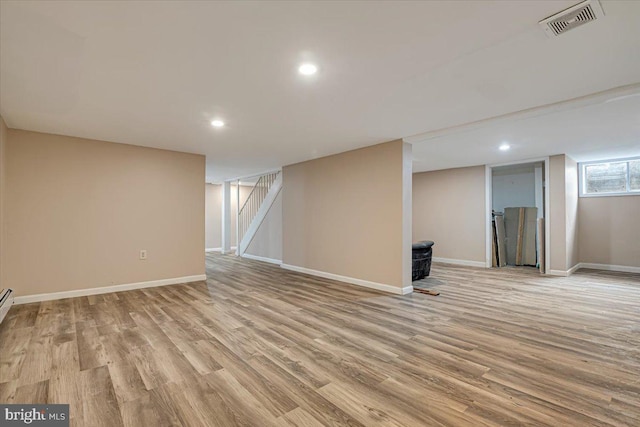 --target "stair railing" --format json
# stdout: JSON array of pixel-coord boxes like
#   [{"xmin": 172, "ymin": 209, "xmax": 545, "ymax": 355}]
[{"xmin": 238, "ymin": 171, "xmax": 279, "ymax": 245}]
